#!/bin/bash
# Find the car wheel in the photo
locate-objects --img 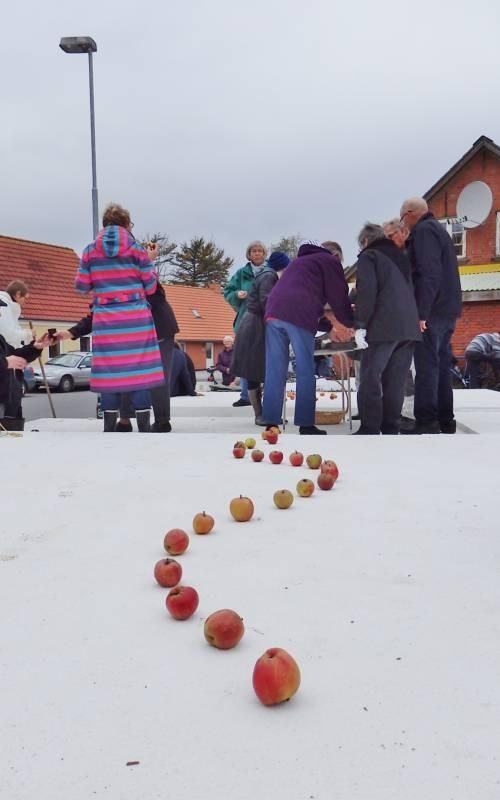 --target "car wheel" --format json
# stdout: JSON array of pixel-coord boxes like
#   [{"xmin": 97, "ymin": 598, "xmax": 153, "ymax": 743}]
[{"xmin": 59, "ymin": 375, "xmax": 74, "ymax": 393}]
